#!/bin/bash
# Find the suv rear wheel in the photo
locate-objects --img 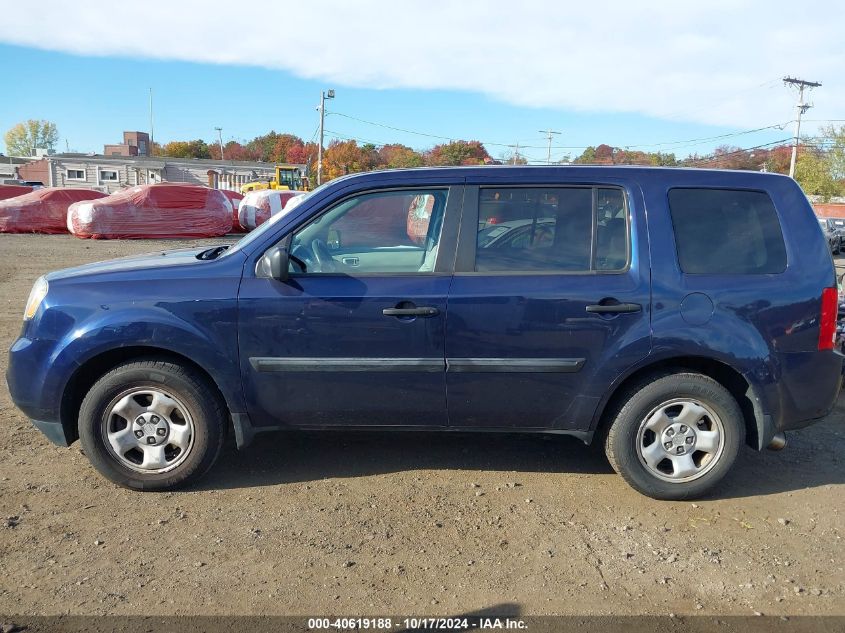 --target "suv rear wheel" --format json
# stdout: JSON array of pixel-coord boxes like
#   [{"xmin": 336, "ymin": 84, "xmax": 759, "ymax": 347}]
[
  {"xmin": 604, "ymin": 372, "xmax": 744, "ymax": 500},
  {"xmin": 78, "ymin": 359, "xmax": 227, "ymax": 491}
]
